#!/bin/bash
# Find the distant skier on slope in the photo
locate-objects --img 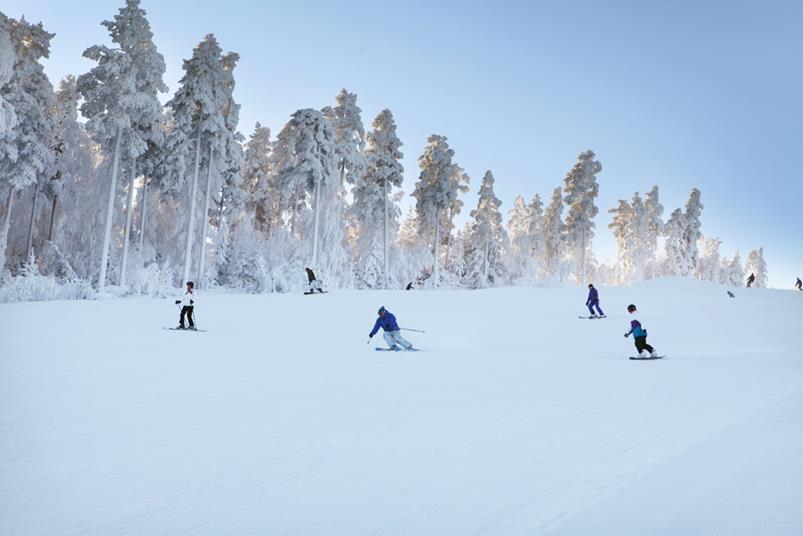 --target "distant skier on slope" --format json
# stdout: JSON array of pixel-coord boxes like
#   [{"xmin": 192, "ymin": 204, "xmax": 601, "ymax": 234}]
[
  {"xmin": 304, "ymin": 267, "xmax": 324, "ymax": 294},
  {"xmin": 174, "ymin": 281, "xmax": 196, "ymax": 330},
  {"xmin": 585, "ymin": 283, "xmax": 605, "ymax": 318},
  {"xmin": 624, "ymin": 304, "xmax": 658, "ymax": 358},
  {"xmin": 746, "ymin": 273, "xmax": 756, "ymax": 288},
  {"xmin": 368, "ymin": 306, "xmax": 414, "ymax": 351},
  {"xmin": 795, "ymin": 277, "xmax": 802, "ymax": 291}
]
